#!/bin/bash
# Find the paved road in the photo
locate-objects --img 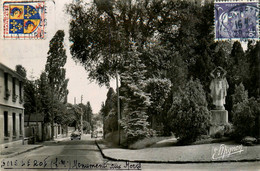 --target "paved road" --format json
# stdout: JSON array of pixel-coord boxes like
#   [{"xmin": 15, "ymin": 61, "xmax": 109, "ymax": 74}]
[{"xmin": 1, "ymin": 135, "xmax": 259, "ymax": 171}]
